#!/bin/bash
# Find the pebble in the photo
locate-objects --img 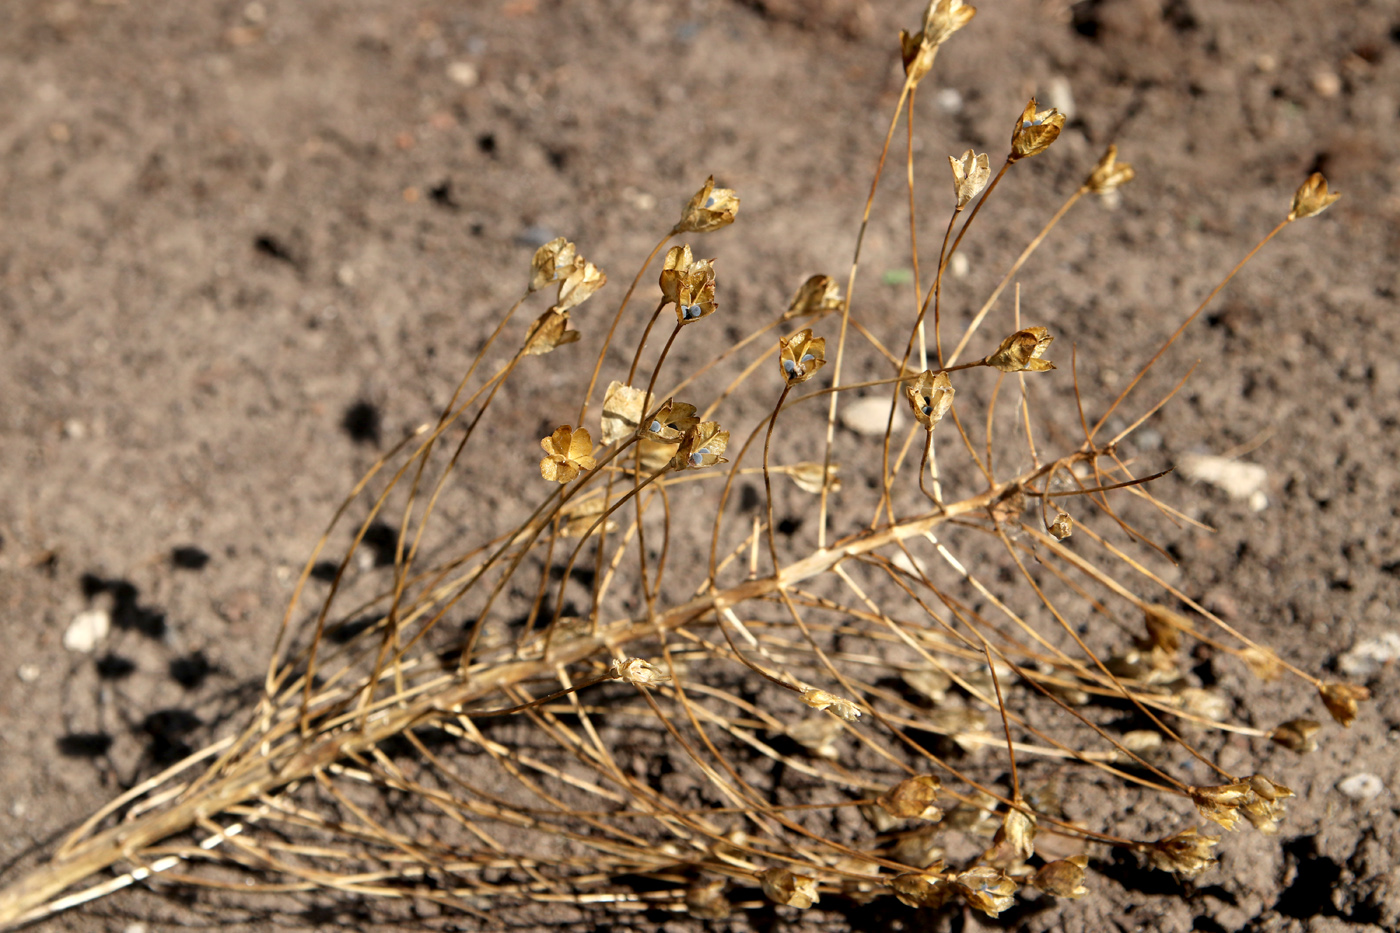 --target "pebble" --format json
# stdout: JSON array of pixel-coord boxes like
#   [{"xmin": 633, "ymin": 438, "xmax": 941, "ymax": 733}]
[
  {"xmin": 63, "ymin": 609, "xmax": 110, "ymax": 653},
  {"xmin": 840, "ymin": 396, "xmax": 906, "ymax": 437},
  {"xmin": 1336, "ymin": 772, "xmax": 1385, "ymax": 801},
  {"xmin": 933, "ymin": 87, "xmax": 963, "ymax": 114},
  {"xmin": 1312, "ymin": 70, "xmax": 1342, "ymax": 98},
  {"xmin": 1045, "ymin": 75, "xmax": 1075, "ymax": 120},
  {"xmin": 447, "ymin": 61, "xmax": 479, "ymax": 88},
  {"xmin": 1337, "ymin": 631, "xmax": 1400, "ymax": 678},
  {"xmin": 16, "ymin": 663, "xmax": 40, "ymax": 683},
  {"xmin": 948, "ymin": 252, "xmax": 969, "ymax": 278},
  {"xmin": 1179, "ymin": 452, "xmax": 1268, "ymax": 503}
]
